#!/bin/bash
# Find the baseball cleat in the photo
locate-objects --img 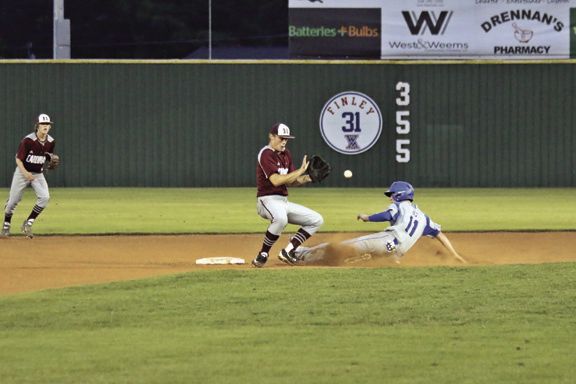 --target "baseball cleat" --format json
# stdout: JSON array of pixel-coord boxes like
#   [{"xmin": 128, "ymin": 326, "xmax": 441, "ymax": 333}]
[
  {"xmin": 252, "ymin": 252, "xmax": 269, "ymax": 268},
  {"xmin": 278, "ymin": 249, "xmax": 298, "ymax": 265},
  {"xmin": 0, "ymin": 223, "xmax": 10, "ymax": 237},
  {"xmin": 21, "ymin": 220, "xmax": 33, "ymax": 238}
]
